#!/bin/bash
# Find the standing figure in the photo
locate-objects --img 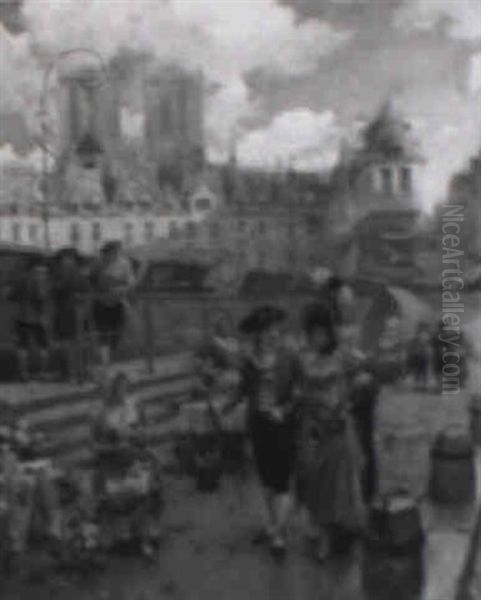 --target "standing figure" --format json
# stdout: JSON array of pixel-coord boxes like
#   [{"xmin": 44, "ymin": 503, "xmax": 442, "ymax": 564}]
[
  {"xmin": 194, "ymin": 316, "xmax": 243, "ymax": 476},
  {"xmin": 7, "ymin": 259, "xmax": 52, "ymax": 381},
  {"xmin": 311, "ymin": 268, "xmax": 354, "ymax": 327},
  {"xmin": 91, "ymin": 241, "xmax": 137, "ymax": 366},
  {"xmin": 92, "ymin": 372, "xmax": 163, "ymax": 559},
  {"xmin": 406, "ymin": 322, "xmax": 432, "ymax": 391},
  {"xmin": 52, "ymin": 248, "xmax": 92, "ymax": 382},
  {"xmin": 231, "ymin": 306, "xmax": 300, "ymax": 559},
  {"xmin": 345, "ymin": 350, "xmax": 380, "ymax": 505},
  {"xmin": 376, "ymin": 315, "xmax": 405, "ymax": 383},
  {"xmin": 296, "ymin": 303, "xmax": 365, "ymax": 562},
  {"xmin": 0, "ymin": 403, "xmax": 62, "ymax": 567}
]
